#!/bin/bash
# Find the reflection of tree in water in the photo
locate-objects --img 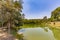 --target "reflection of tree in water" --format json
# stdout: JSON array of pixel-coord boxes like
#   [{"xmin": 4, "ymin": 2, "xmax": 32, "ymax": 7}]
[
  {"xmin": 16, "ymin": 33, "xmax": 24, "ymax": 40},
  {"xmin": 20, "ymin": 34, "xmax": 24, "ymax": 40},
  {"xmin": 44, "ymin": 27, "xmax": 48, "ymax": 32}
]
